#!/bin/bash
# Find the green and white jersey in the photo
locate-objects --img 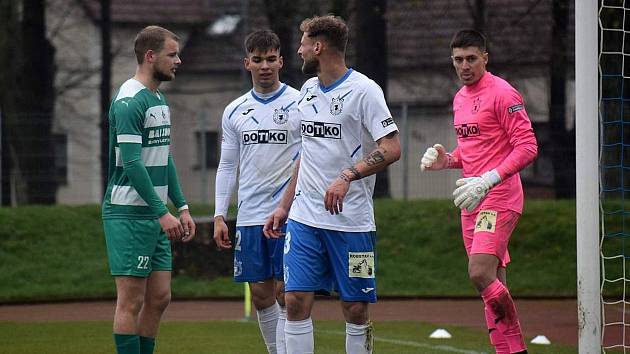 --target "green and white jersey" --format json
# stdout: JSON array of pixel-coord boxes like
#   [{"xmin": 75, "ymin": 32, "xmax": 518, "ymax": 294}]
[{"xmin": 102, "ymin": 78, "xmax": 173, "ymax": 219}]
